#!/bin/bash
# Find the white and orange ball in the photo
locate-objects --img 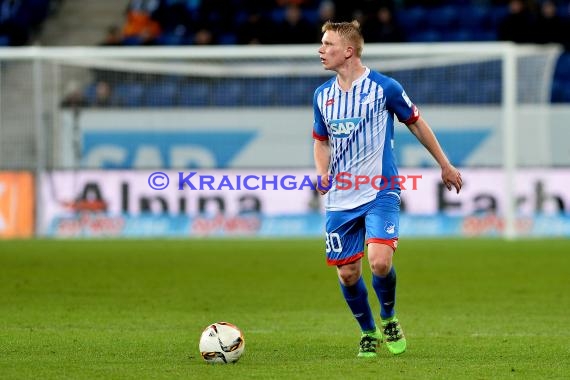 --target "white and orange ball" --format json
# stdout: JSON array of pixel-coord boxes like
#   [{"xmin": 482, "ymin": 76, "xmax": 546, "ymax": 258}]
[{"xmin": 199, "ymin": 322, "xmax": 245, "ymax": 364}]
